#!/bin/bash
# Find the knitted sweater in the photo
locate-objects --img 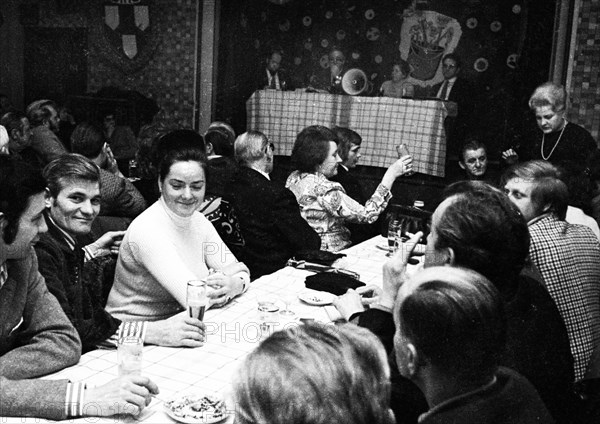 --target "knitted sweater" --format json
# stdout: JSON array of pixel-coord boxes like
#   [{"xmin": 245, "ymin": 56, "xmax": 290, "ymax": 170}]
[{"xmin": 107, "ymin": 198, "xmax": 247, "ymax": 321}]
